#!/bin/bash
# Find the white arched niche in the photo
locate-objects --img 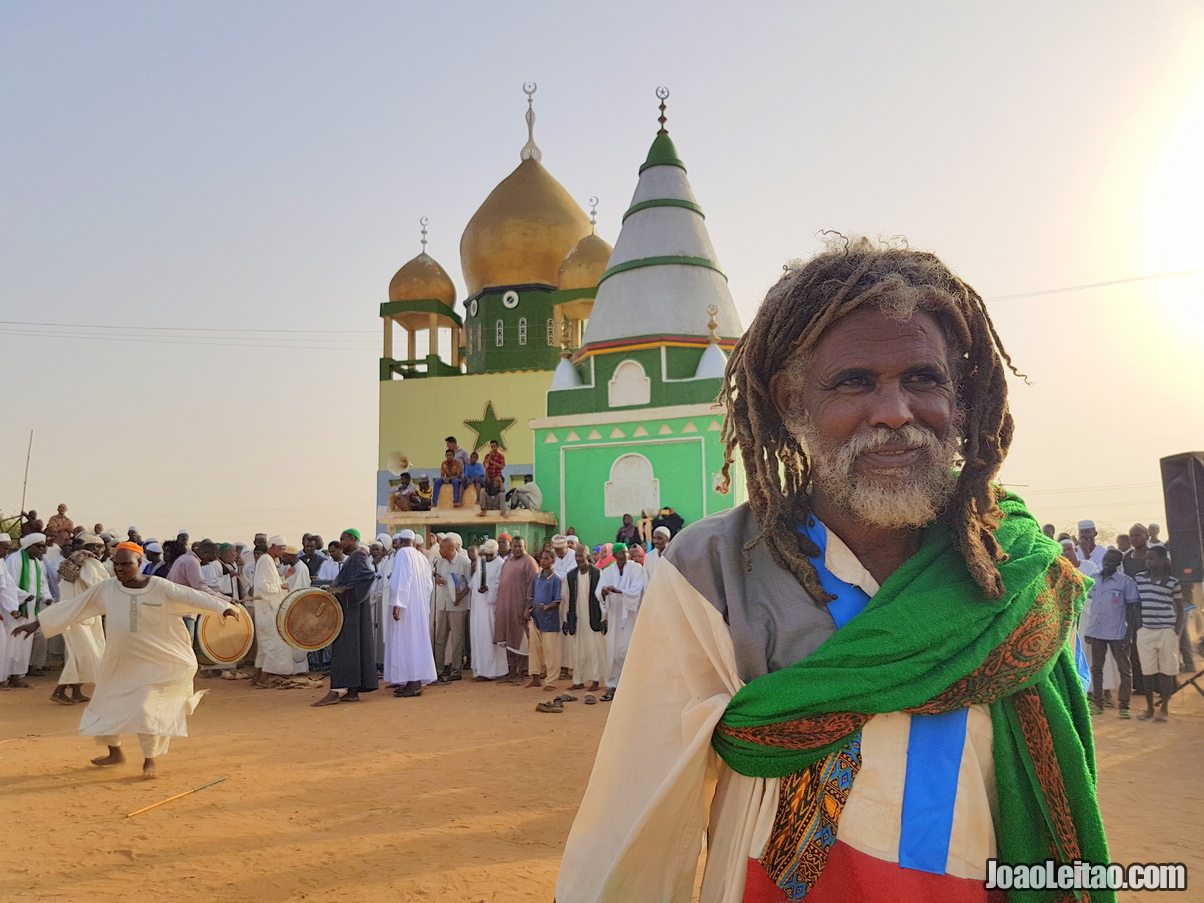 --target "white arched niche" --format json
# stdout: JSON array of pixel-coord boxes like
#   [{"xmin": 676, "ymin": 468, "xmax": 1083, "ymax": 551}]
[
  {"xmin": 604, "ymin": 453, "xmax": 660, "ymax": 518},
  {"xmin": 607, "ymin": 359, "xmax": 651, "ymax": 407}
]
